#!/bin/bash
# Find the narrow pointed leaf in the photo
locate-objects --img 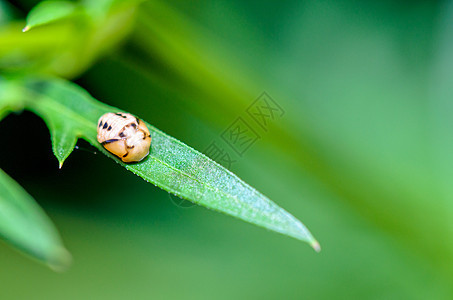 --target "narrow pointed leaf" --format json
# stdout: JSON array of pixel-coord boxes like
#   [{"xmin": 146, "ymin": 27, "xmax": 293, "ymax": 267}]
[
  {"xmin": 0, "ymin": 81, "xmax": 24, "ymax": 121},
  {"xmin": 5, "ymin": 76, "xmax": 319, "ymax": 250},
  {"xmin": 47, "ymin": 117, "xmax": 78, "ymax": 168},
  {"xmin": 0, "ymin": 168, "xmax": 71, "ymax": 269},
  {"xmin": 23, "ymin": 1, "xmax": 78, "ymax": 32}
]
